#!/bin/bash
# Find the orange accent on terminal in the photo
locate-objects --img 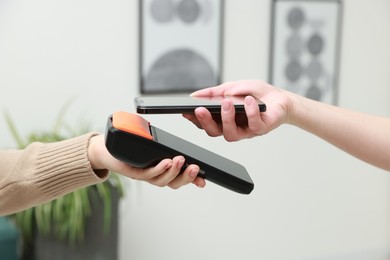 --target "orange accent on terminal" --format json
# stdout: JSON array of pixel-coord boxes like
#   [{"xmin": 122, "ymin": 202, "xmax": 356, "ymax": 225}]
[{"xmin": 112, "ymin": 112, "xmax": 153, "ymax": 140}]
